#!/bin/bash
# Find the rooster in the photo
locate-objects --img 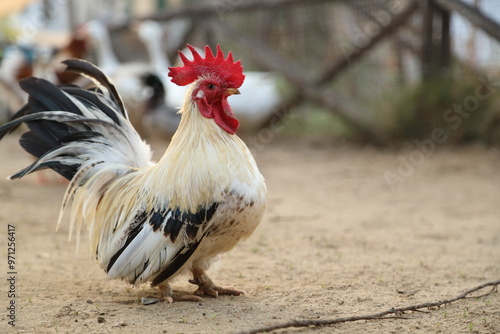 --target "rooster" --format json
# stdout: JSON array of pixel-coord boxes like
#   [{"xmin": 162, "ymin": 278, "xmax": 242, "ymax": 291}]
[{"xmin": 0, "ymin": 45, "xmax": 267, "ymax": 302}]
